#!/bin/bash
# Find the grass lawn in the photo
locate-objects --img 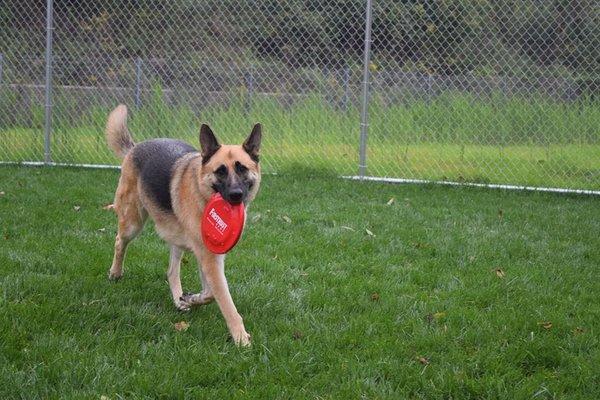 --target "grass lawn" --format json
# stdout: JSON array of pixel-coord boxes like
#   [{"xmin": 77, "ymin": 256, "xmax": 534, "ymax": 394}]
[{"xmin": 1, "ymin": 165, "xmax": 599, "ymax": 399}]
